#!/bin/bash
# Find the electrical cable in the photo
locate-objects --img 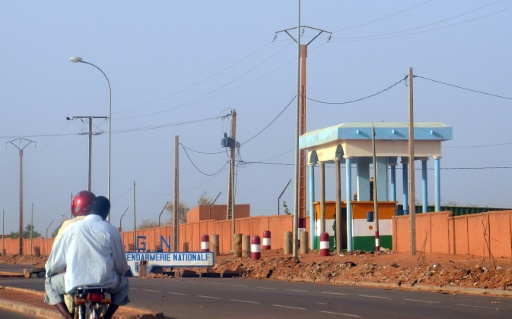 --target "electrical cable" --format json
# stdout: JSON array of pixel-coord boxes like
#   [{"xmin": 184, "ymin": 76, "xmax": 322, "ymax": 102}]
[
  {"xmin": 331, "ymin": 1, "xmax": 507, "ymax": 41},
  {"xmin": 414, "ymin": 75, "xmax": 512, "ymax": 101},
  {"xmin": 241, "ymin": 95, "xmax": 296, "ymax": 145},
  {"xmin": 181, "ymin": 144, "xmax": 229, "ymax": 176},
  {"xmin": 307, "ymin": 75, "xmax": 408, "ymax": 105}
]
